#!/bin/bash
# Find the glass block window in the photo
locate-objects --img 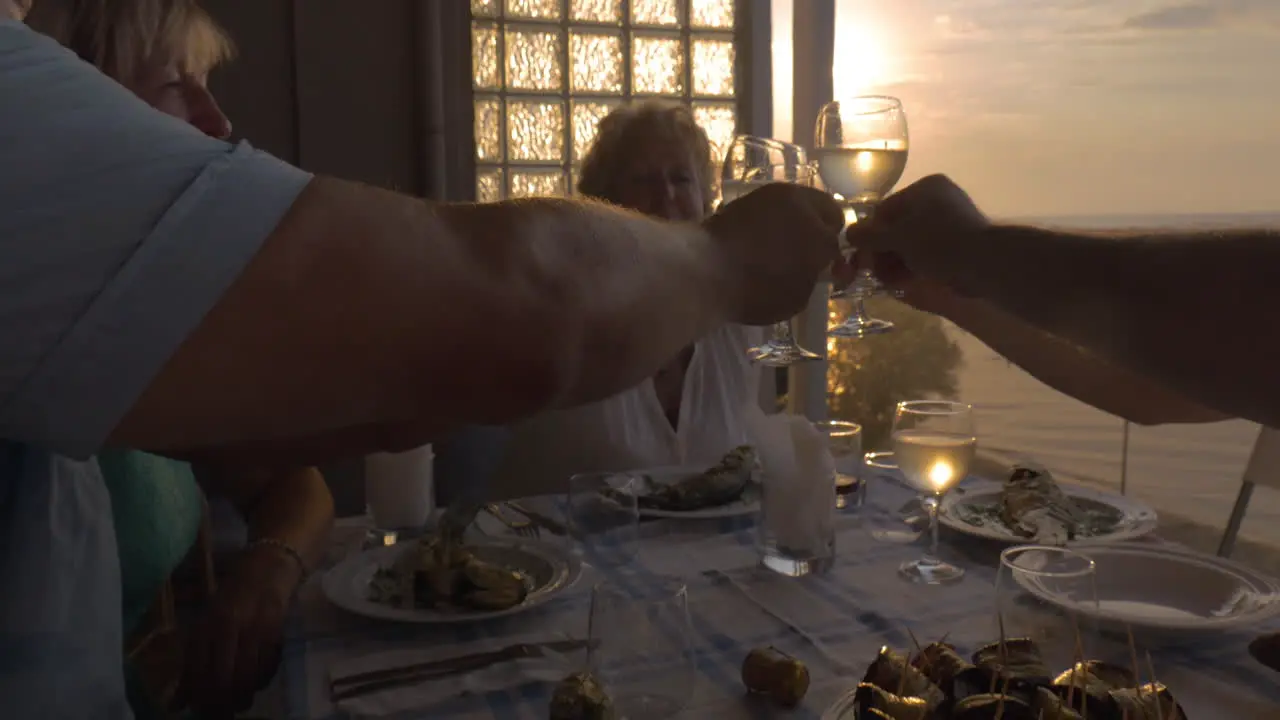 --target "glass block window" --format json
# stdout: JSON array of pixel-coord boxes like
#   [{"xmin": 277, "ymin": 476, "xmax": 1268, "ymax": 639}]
[{"xmin": 471, "ymin": 0, "xmax": 738, "ymax": 201}]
